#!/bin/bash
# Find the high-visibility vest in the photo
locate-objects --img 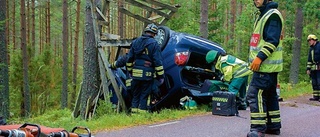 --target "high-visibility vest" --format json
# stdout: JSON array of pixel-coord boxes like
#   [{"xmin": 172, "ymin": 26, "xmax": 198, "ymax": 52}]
[
  {"xmin": 249, "ymin": 9, "xmax": 284, "ymax": 72},
  {"xmin": 216, "ymin": 55, "xmax": 252, "ymax": 82}
]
